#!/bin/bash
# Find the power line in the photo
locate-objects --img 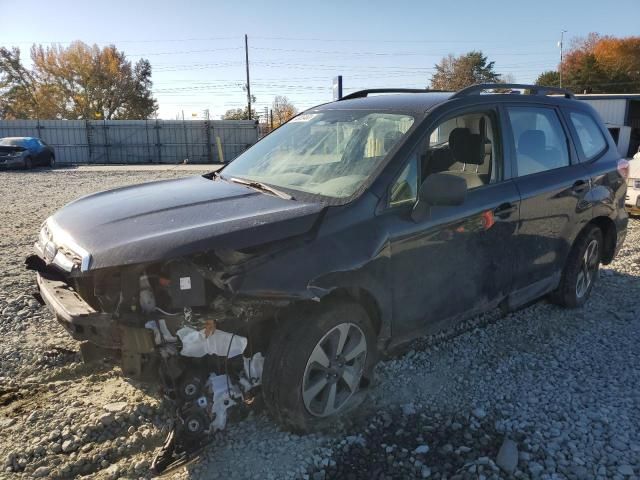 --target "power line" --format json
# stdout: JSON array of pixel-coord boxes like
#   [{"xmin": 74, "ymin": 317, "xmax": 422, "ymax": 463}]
[
  {"xmin": 129, "ymin": 47, "xmax": 243, "ymax": 56},
  {"xmin": 251, "ymin": 46, "xmax": 556, "ymax": 57},
  {"xmin": 251, "ymin": 35, "xmax": 555, "ymax": 45},
  {"xmin": 3, "ymin": 36, "xmax": 239, "ymax": 45}
]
